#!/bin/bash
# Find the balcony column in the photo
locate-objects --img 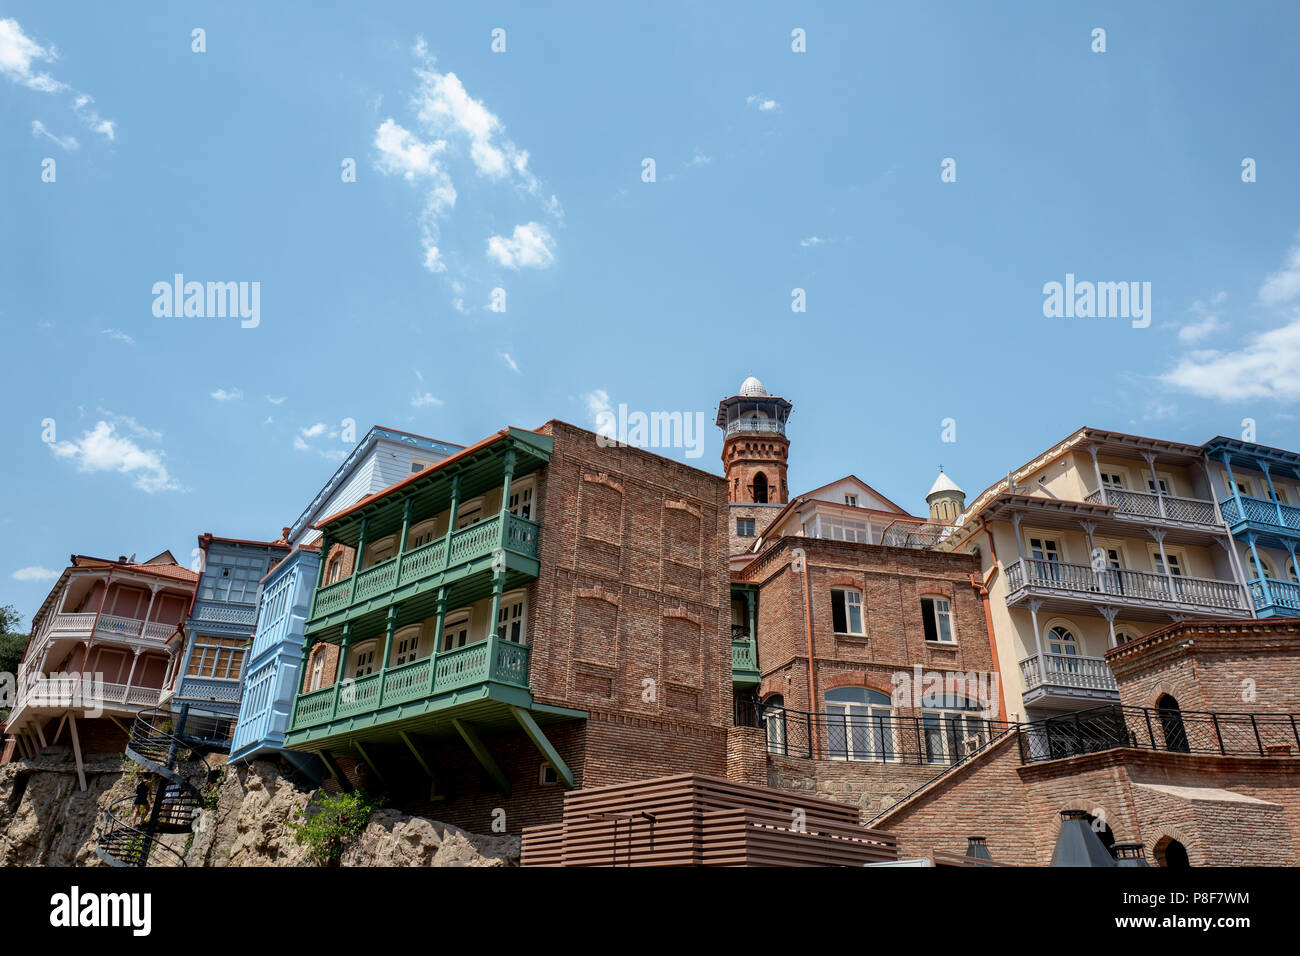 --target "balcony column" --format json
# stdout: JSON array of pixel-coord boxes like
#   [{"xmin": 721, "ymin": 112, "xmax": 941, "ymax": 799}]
[
  {"xmin": 378, "ymin": 606, "xmax": 398, "ymax": 707},
  {"xmin": 746, "ymin": 590, "xmax": 757, "ymax": 640},
  {"xmin": 1080, "ymin": 520, "xmax": 1101, "ymax": 589},
  {"xmin": 143, "ymin": 583, "xmax": 160, "ymax": 625},
  {"xmin": 428, "ymin": 588, "xmax": 448, "ymax": 694},
  {"xmin": 1214, "ymin": 538, "xmax": 1255, "ymax": 613},
  {"xmin": 1201, "ymin": 456, "xmax": 1228, "ymax": 525},
  {"xmin": 1141, "ymin": 452, "xmax": 1167, "ymax": 518},
  {"xmin": 124, "ymin": 647, "xmax": 142, "ymax": 690},
  {"xmin": 396, "ymin": 499, "xmax": 413, "ymax": 581},
  {"xmin": 348, "ymin": 519, "xmax": 370, "ymax": 605},
  {"xmin": 1096, "ymin": 606, "xmax": 1119, "ymax": 649},
  {"xmin": 1087, "ymin": 444, "xmax": 1108, "ymax": 505},
  {"xmin": 1149, "ymin": 529, "xmax": 1174, "ymax": 599},
  {"xmin": 311, "ymin": 536, "xmax": 332, "ymax": 618},
  {"xmin": 1222, "ymin": 452, "xmax": 1245, "ymax": 520},
  {"xmin": 331, "ymin": 623, "xmax": 354, "ymax": 719},
  {"xmin": 1027, "ymin": 600, "xmax": 1047, "ymax": 686},
  {"xmin": 1245, "ymin": 533, "xmax": 1275, "ymax": 611},
  {"xmin": 442, "ymin": 475, "xmax": 462, "ymax": 571},
  {"xmin": 1260, "ymin": 461, "xmax": 1286, "ymax": 526}
]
